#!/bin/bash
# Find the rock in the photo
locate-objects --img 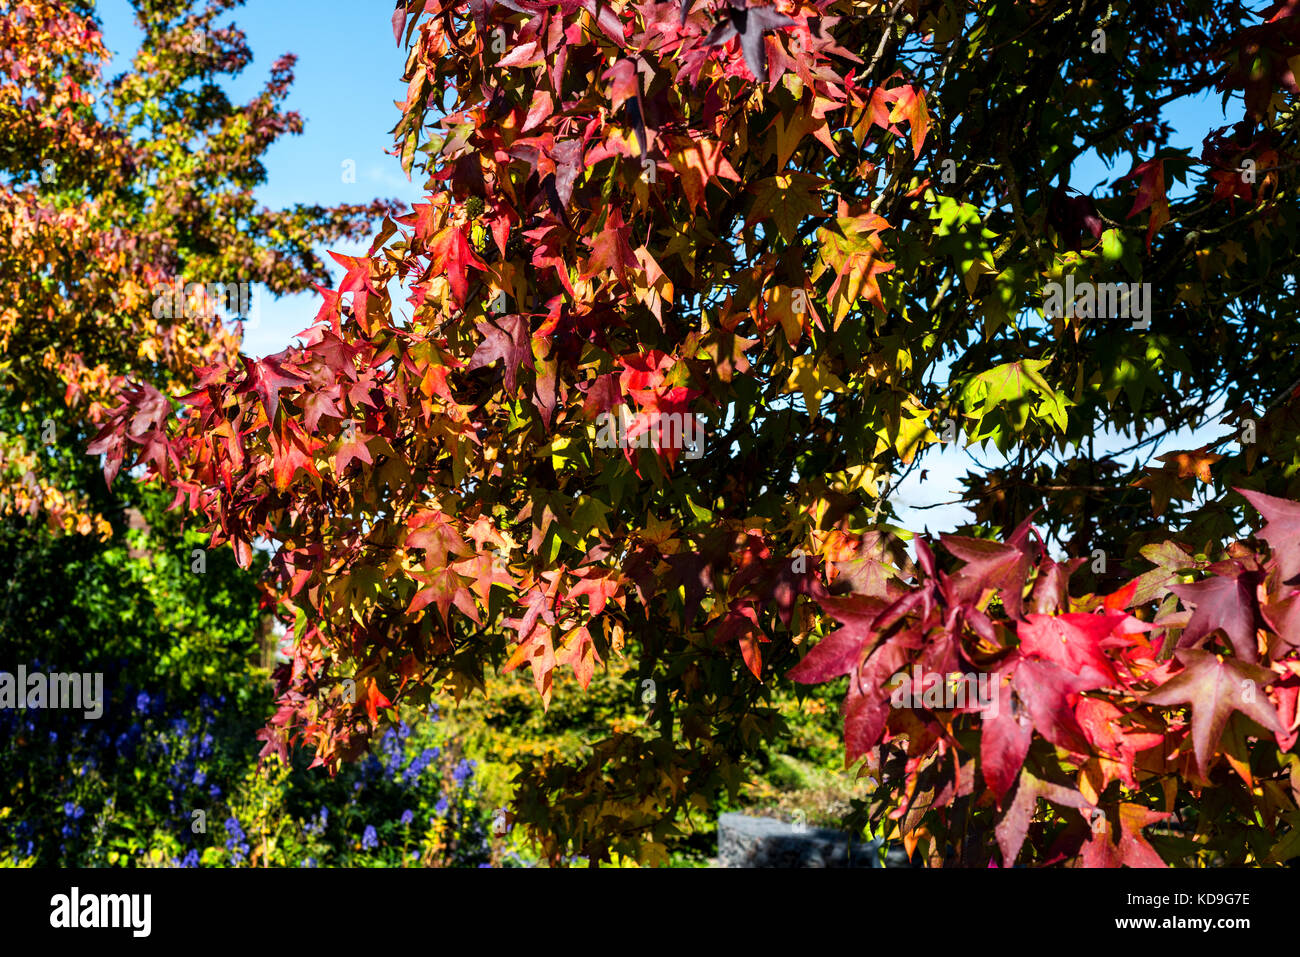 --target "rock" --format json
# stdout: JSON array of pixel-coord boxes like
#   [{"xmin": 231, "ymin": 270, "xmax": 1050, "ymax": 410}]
[{"xmin": 716, "ymin": 813, "xmax": 884, "ymax": 868}]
